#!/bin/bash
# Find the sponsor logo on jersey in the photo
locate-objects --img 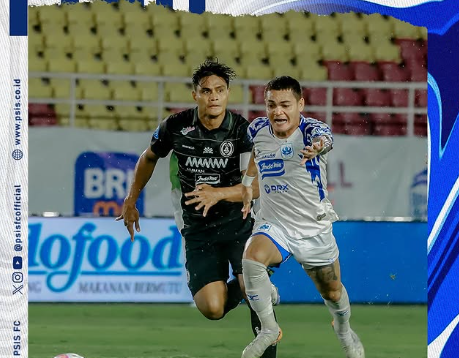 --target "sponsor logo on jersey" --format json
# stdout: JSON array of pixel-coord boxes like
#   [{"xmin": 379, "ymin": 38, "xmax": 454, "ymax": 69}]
[
  {"xmin": 203, "ymin": 147, "xmax": 213, "ymax": 154},
  {"xmin": 264, "ymin": 184, "xmax": 289, "ymax": 194},
  {"xmin": 280, "ymin": 143, "xmax": 294, "ymax": 159},
  {"xmin": 259, "ymin": 152, "xmax": 276, "ymax": 159},
  {"xmin": 317, "ymin": 213, "xmax": 327, "ymax": 221},
  {"xmin": 195, "ymin": 174, "xmax": 220, "ymax": 185},
  {"xmin": 180, "ymin": 126, "xmax": 195, "ymax": 135},
  {"xmin": 182, "ymin": 144, "xmax": 195, "ymax": 150},
  {"xmin": 185, "ymin": 157, "xmax": 229, "ymax": 169},
  {"xmin": 258, "ymin": 223, "xmax": 271, "ymax": 231},
  {"xmin": 220, "ymin": 140, "xmax": 234, "ymax": 157},
  {"xmin": 152, "ymin": 126, "xmax": 159, "ymax": 139},
  {"xmin": 258, "ymin": 159, "xmax": 285, "ymax": 179}
]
